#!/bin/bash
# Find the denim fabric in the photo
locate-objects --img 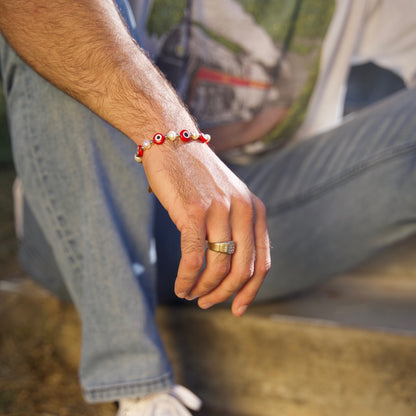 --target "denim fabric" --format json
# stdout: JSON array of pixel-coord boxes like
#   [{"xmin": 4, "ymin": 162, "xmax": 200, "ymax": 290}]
[
  {"xmin": 0, "ymin": 30, "xmax": 173, "ymax": 403},
  {"xmin": 155, "ymin": 86, "xmax": 416, "ymax": 302},
  {"xmin": 115, "ymin": 0, "xmax": 138, "ymax": 38},
  {"xmin": 2, "ymin": 0, "xmax": 416, "ymax": 404},
  {"xmin": 238, "ymin": 86, "xmax": 416, "ymax": 300}
]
